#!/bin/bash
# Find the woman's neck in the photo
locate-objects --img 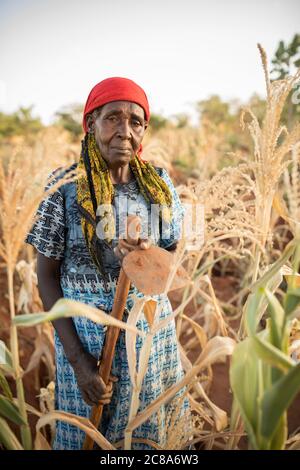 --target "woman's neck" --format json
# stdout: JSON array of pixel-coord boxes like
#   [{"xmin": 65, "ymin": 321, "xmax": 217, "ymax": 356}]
[{"xmin": 109, "ymin": 165, "xmax": 134, "ymax": 184}]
